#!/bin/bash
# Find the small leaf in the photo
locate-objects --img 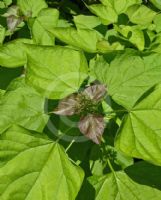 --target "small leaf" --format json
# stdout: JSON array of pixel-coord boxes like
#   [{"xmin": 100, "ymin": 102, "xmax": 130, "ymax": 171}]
[
  {"xmin": 79, "ymin": 114, "xmax": 105, "ymax": 144},
  {"xmin": 53, "ymin": 94, "xmax": 78, "ymax": 116},
  {"xmin": 2, "ymin": 5, "xmax": 23, "ymax": 32},
  {"xmin": 82, "ymin": 84, "xmax": 107, "ymax": 102},
  {"xmin": 6, "ymin": 15, "xmax": 23, "ymax": 32},
  {"xmin": 0, "ymin": 39, "xmax": 33, "ymax": 68},
  {"xmin": 2, "ymin": 5, "xmax": 20, "ymax": 17}
]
